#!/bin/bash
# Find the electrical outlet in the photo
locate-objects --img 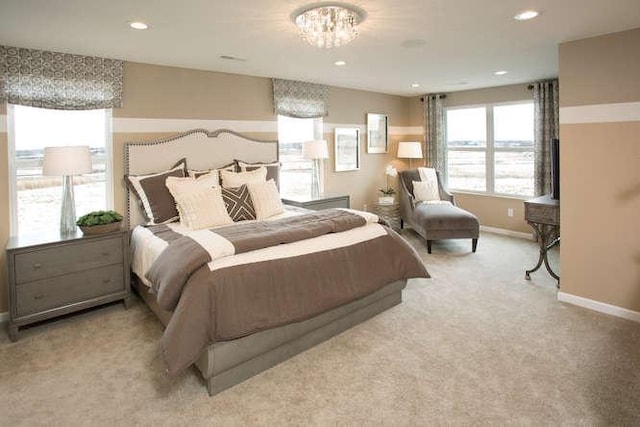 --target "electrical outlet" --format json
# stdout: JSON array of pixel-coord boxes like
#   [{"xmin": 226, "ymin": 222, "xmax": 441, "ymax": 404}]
[
  {"xmin": 507, "ymin": 208, "xmax": 514, "ymax": 217},
  {"xmin": 363, "ymin": 204, "xmax": 368, "ymax": 212}
]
